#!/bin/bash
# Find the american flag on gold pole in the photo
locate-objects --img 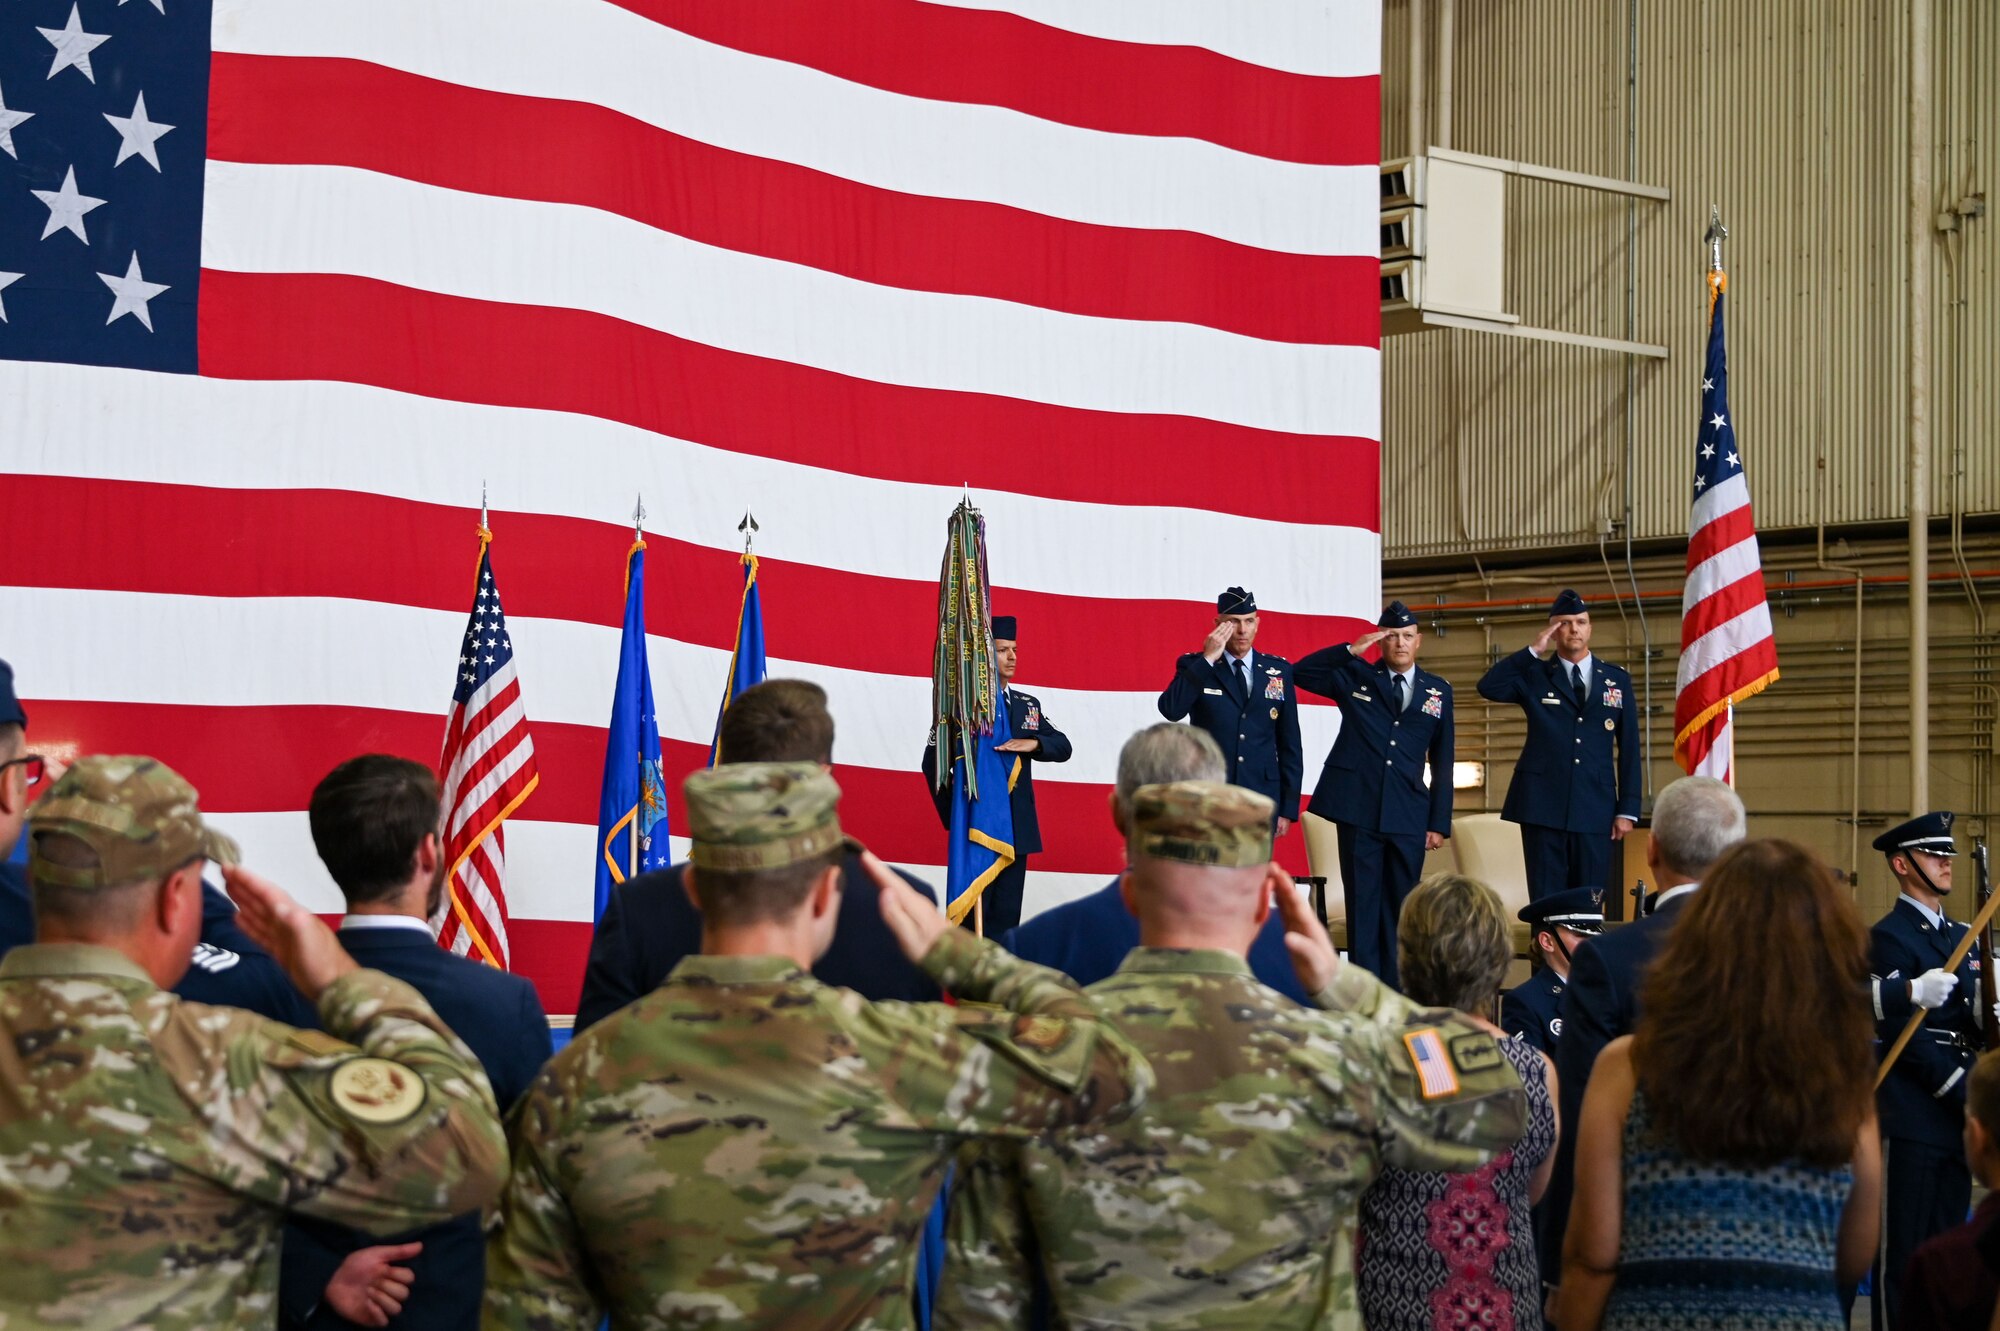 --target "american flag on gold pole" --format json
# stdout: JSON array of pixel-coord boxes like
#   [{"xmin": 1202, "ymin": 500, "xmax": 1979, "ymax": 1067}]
[
  {"xmin": 434, "ymin": 519, "xmax": 541, "ymax": 968},
  {"xmin": 1673, "ymin": 217, "xmax": 1778, "ymax": 780}
]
